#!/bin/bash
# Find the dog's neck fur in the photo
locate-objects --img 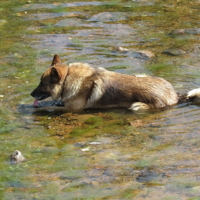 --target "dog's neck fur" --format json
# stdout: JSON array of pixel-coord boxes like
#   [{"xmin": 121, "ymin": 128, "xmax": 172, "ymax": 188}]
[{"xmin": 58, "ymin": 64, "xmax": 68, "ymax": 99}]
